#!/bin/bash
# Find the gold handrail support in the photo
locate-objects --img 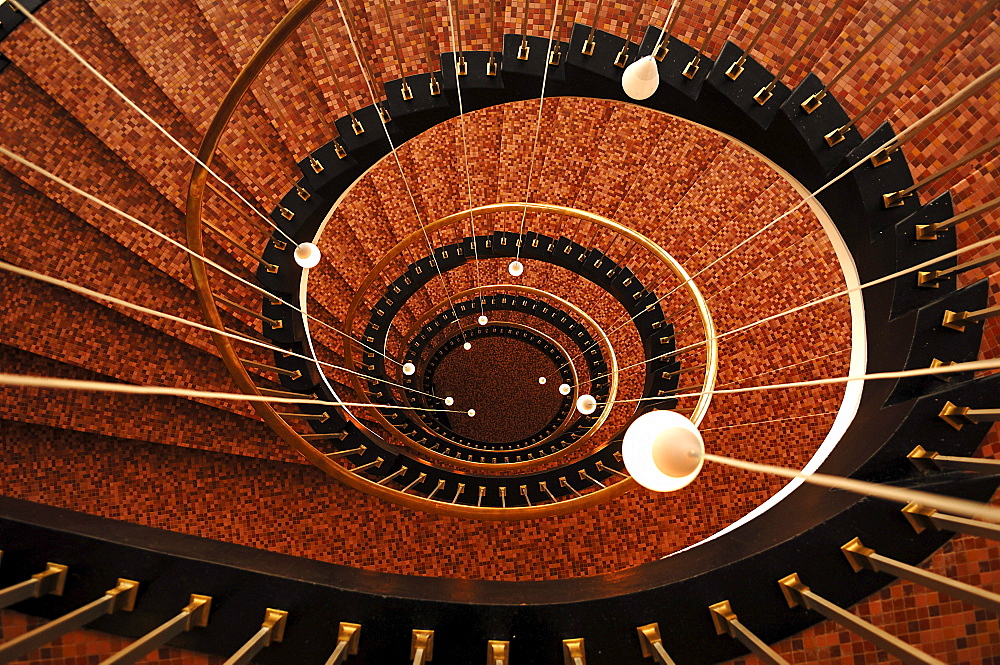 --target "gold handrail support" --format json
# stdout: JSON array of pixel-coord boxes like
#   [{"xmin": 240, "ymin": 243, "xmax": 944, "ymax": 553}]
[
  {"xmin": 562, "ymin": 637, "xmax": 586, "ymax": 665},
  {"xmin": 411, "ymin": 629, "xmax": 434, "ymax": 665}
]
